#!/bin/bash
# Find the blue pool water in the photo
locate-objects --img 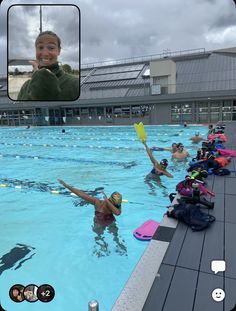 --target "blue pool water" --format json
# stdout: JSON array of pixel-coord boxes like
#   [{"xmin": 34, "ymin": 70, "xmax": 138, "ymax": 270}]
[{"xmin": 0, "ymin": 125, "xmax": 207, "ymax": 310}]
